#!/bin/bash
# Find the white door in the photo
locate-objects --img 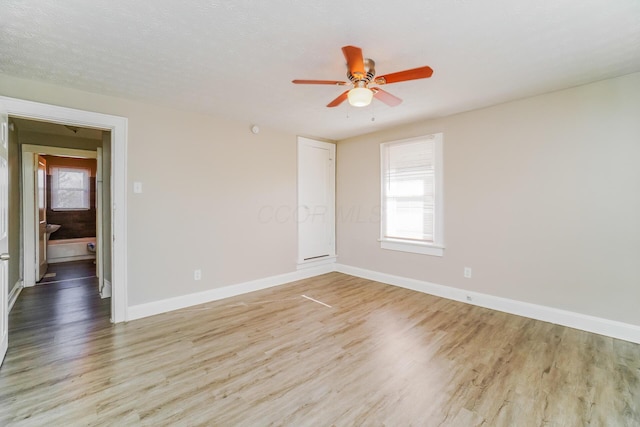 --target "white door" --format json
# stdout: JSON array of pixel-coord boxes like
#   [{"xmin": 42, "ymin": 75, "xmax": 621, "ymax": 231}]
[
  {"xmin": 0, "ymin": 105, "xmax": 9, "ymax": 364},
  {"xmin": 297, "ymin": 137, "xmax": 336, "ymax": 263}
]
